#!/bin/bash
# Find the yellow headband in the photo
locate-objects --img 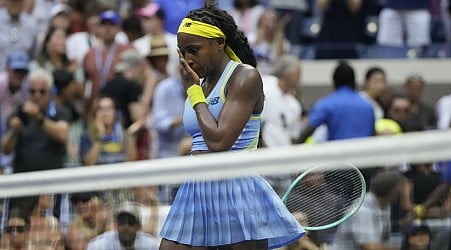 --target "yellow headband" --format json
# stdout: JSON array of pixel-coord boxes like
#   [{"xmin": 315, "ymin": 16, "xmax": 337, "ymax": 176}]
[{"xmin": 177, "ymin": 18, "xmax": 241, "ymax": 63}]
